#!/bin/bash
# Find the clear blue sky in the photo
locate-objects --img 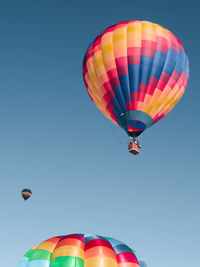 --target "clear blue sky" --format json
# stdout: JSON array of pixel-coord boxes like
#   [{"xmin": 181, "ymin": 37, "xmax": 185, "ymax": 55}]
[{"xmin": 0, "ymin": 1, "xmax": 199, "ymax": 267}]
